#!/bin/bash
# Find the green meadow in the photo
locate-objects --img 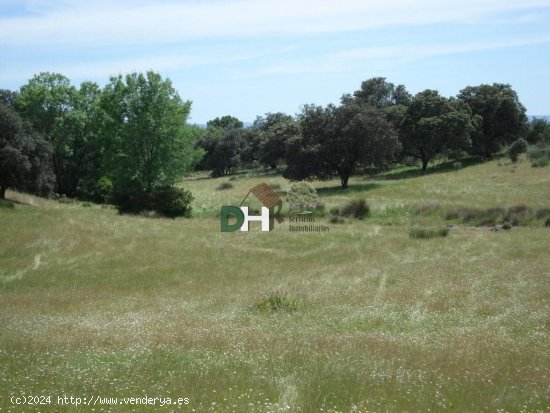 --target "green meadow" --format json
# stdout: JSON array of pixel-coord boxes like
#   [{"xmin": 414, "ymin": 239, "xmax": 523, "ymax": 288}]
[{"xmin": 1, "ymin": 158, "xmax": 549, "ymax": 412}]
